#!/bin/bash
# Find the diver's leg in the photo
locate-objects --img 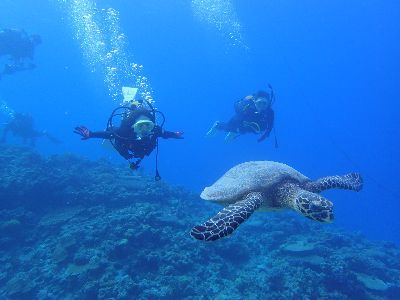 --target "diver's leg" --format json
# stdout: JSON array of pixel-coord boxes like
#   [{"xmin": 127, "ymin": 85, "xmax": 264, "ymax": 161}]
[
  {"xmin": 223, "ymin": 115, "xmax": 243, "ymax": 142},
  {"xmin": 208, "ymin": 114, "xmax": 240, "ymax": 133}
]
